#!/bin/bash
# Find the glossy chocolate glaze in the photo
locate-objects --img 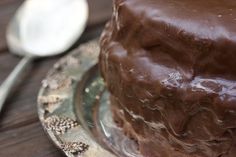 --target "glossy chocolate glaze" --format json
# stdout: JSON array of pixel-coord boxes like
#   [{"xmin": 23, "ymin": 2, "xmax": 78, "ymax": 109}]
[{"xmin": 99, "ymin": 0, "xmax": 236, "ymax": 156}]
